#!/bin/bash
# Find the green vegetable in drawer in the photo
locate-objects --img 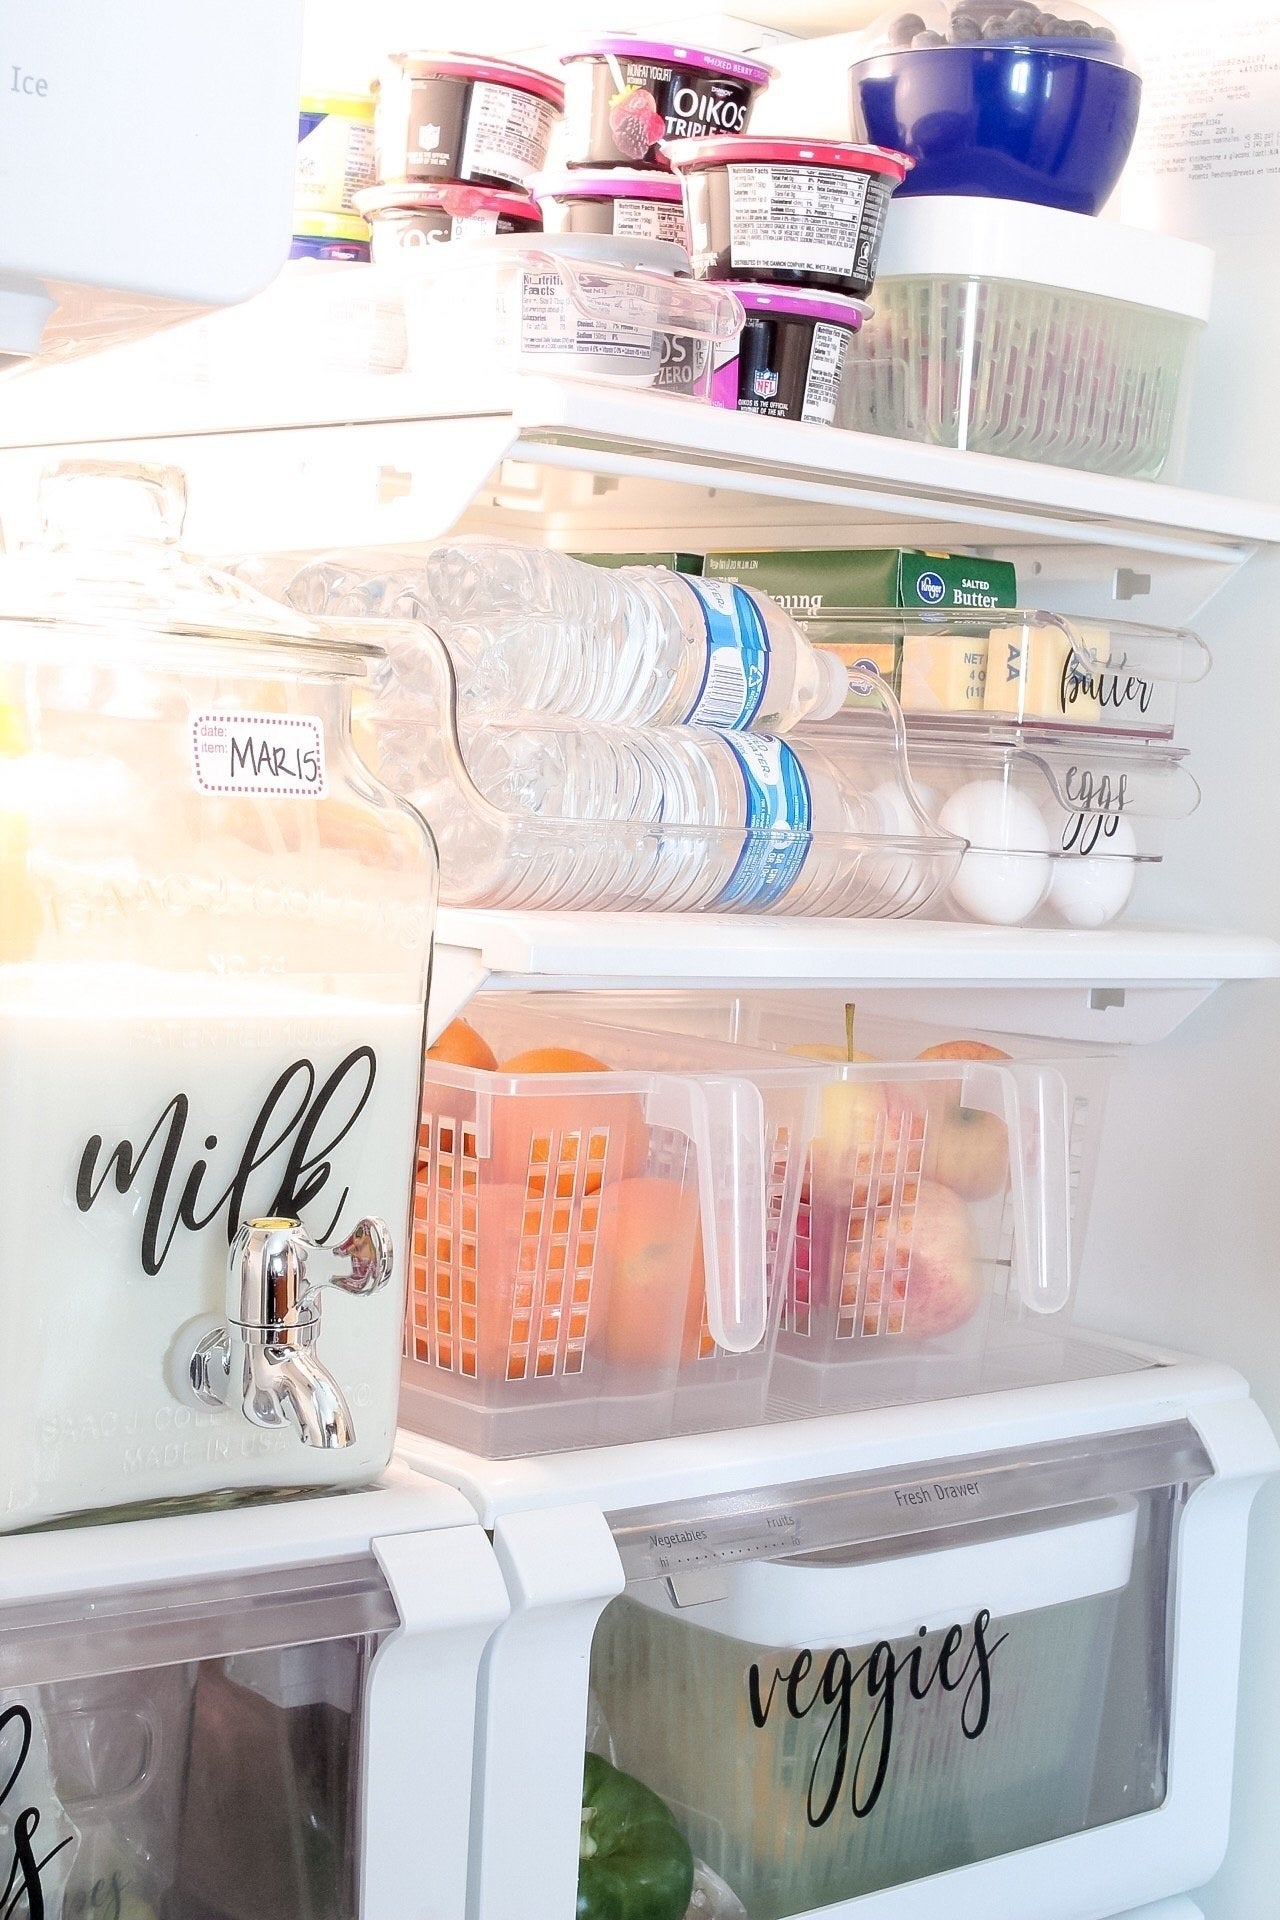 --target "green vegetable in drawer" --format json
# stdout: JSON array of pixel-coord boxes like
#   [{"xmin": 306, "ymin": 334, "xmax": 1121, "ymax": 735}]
[{"xmin": 578, "ymin": 1751, "xmax": 695, "ymax": 1920}]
